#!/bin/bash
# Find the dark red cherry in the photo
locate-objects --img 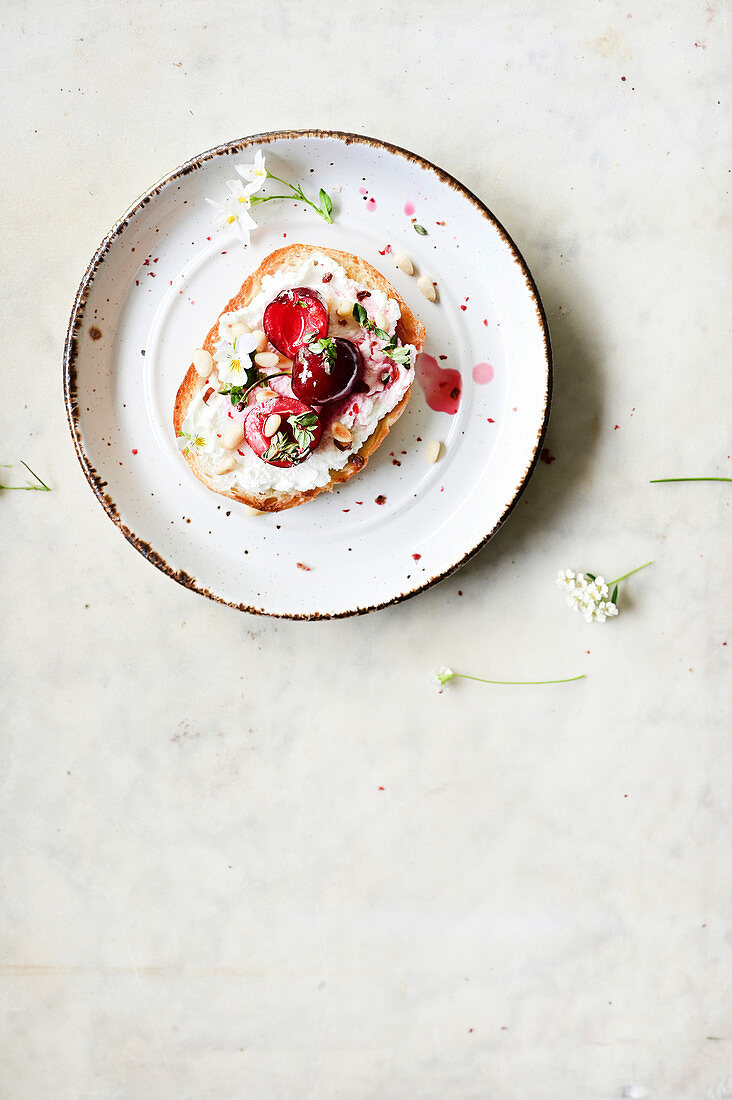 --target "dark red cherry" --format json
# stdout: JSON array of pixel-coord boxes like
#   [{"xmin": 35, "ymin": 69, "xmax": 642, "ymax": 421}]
[
  {"xmin": 262, "ymin": 287, "xmax": 328, "ymax": 359},
  {"xmin": 244, "ymin": 396, "xmax": 322, "ymax": 468},
  {"xmin": 292, "ymin": 337, "xmax": 361, "ymax": 405}
]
